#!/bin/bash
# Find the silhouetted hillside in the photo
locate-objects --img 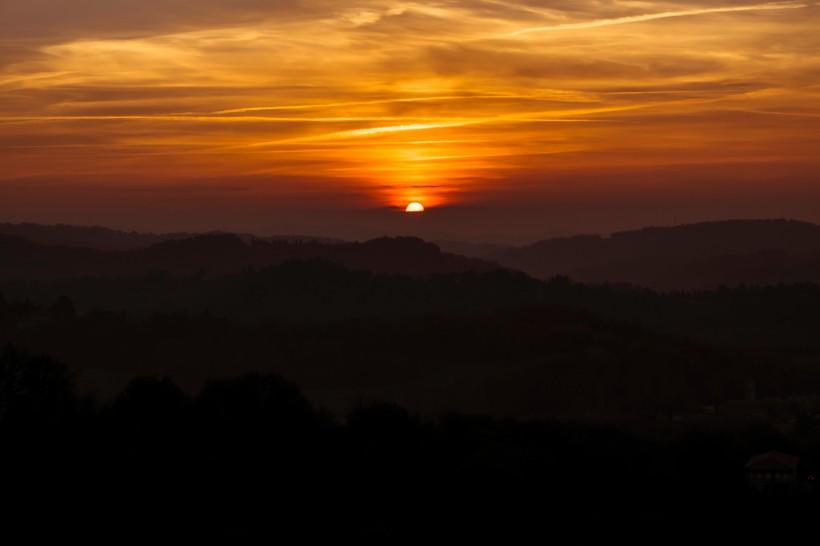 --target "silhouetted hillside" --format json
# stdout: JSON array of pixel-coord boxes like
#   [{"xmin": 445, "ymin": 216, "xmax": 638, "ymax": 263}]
[
  {"xmin": 5, "ymin": 272, "xmax": 820, "ymax": 421},
  {"xmin": 0, "ymin": 233, "xmax": 498, "ymax": 279},
  {"xmin": 0, "ymin": 261, "xmax": 538, "ymax": 320},
  {"xmin": 0, "ymin": 222, "xmax": 184, "ymax": 250},
  {"xmin": 0, "ymin": 233, "xmax": 117, "ymax": 278},
  {"xmin": 0, "ymin": 222, "xmax": 346, "ymax": 251},
  {"xmin": 8, "ymin": 220, "xmax": 820, "ymax": 420},
  {"xmin": 435, "ymin": 240, "xmax": 511, "ymax": 259},
  {"xmin": 0, "ymin": 296, "xmax": 776, "ymax": 418},
  {"xmin": 12, "ymin": 219, "xmax": 820, "ymax": 289},
  {"xmin": 496, "ymin": 219, "xmax": 820, "ymax": 289},
  {"xmin": 5, "ymin": 230, "xmax": 820, "ymax": 538},
  {"xmin": 5, "ymin": 346, "xmax": 816, "ymax": 540}
]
